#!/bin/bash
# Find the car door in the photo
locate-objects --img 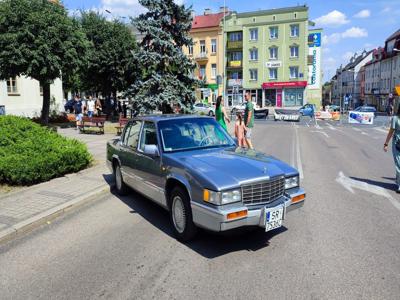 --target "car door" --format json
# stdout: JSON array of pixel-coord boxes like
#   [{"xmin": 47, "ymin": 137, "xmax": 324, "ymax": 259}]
[
  {"xmin": 135, "ymin": 121, "xmax": 167, "ymax": 208},
  {"xmin": 119, "ymin": 120, "xmax": 142, "ymax": 189}
]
